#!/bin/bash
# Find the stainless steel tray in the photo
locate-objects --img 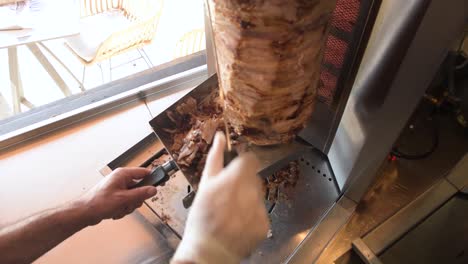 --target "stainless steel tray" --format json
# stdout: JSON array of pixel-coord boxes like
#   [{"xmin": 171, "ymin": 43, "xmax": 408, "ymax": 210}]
[{"xmin": 248, "ymin": 147, "xmax": 340, "ymax": 263}]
